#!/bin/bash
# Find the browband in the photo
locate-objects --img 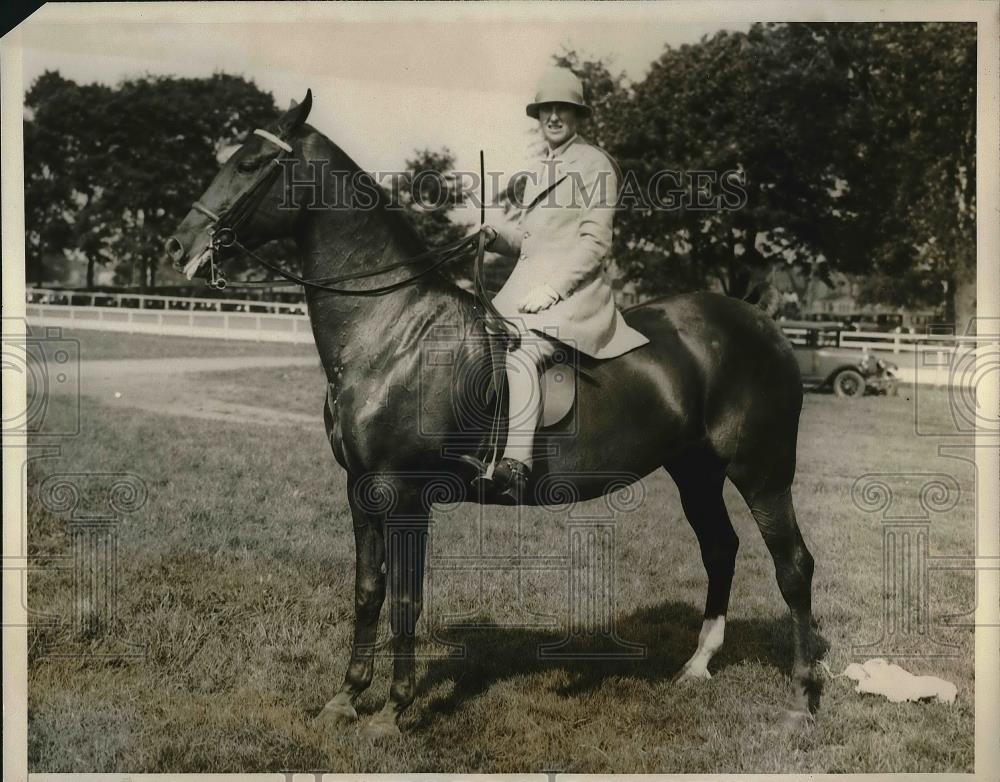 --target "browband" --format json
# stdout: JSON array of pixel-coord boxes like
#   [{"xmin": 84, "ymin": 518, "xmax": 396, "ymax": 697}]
[{"xmin": 253, "ymin": 128, "xmax": 293, "ymax": 153}]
